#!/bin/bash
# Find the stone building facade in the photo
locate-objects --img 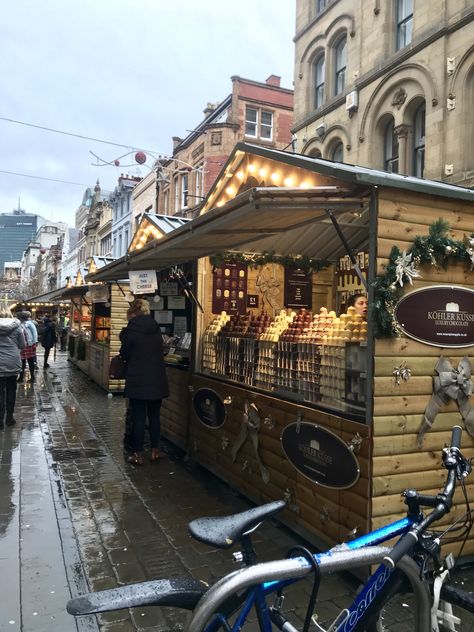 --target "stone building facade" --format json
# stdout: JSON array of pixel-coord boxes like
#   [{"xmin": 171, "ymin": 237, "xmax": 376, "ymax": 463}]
[
  {"xmin": 155, "ymin": 75, "xmax": 294, "ymax": 218},
  {"xmin": 110, "ymin": 174, "xmax": 141, "ymax": 258},
  {"xmin": 293, "ymin": 0, "xmax": 474, "ymax": 186}
]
